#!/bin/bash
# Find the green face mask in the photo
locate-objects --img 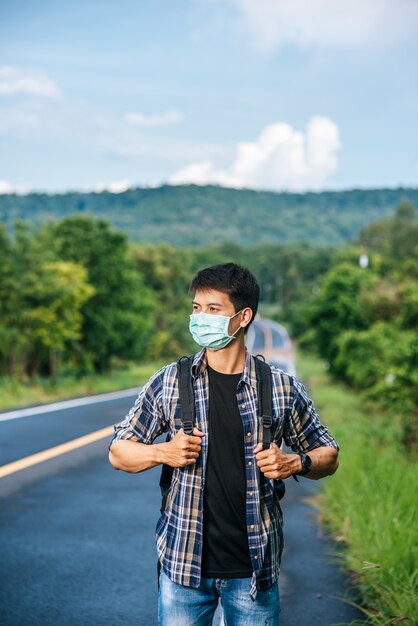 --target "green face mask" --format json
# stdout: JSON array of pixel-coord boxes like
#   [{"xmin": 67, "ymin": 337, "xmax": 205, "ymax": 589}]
[{"xmin": 189, "ymin": 311, "xmax": 242, "ymax": 351}]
